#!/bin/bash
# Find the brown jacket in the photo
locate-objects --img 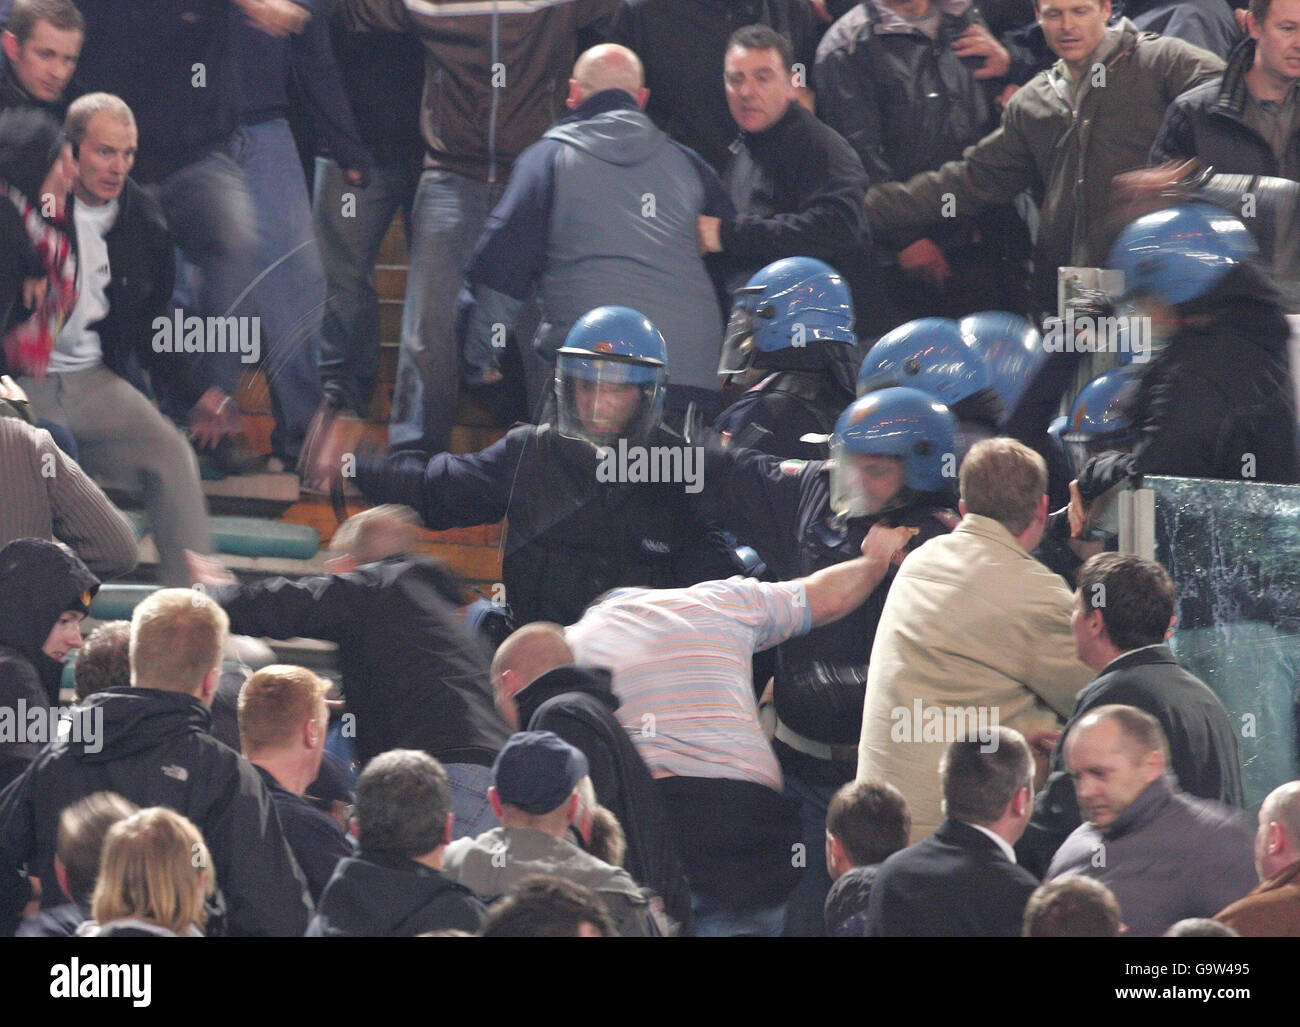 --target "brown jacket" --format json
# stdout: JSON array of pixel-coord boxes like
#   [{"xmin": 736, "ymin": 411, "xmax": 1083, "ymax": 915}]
[
  {"xmin": 341, "ymin": 0, "xmax": 617, "ymax": 183},
  {"xmin": 1216, "ymin": 858, "xmax": 1300, "ymax": 937}
]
